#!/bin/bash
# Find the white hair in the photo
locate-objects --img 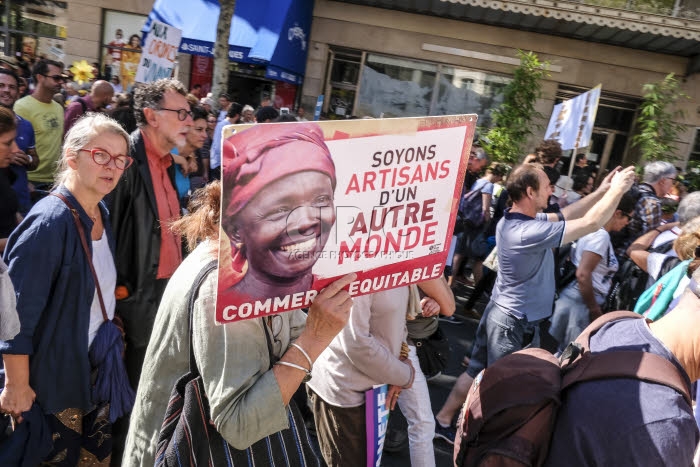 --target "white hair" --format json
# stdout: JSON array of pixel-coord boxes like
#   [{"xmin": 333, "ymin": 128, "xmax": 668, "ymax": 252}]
[{"xmin": 54, "ymin": 113, "xmax": 130, "ymax": 187}]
